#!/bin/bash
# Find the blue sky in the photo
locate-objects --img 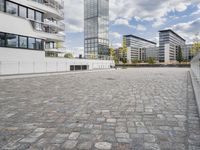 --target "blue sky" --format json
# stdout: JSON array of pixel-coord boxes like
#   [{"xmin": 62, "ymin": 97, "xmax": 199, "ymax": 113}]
[{"xmin": 64, "ymin": 0, "xmax": 200, "ymax": 55}]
